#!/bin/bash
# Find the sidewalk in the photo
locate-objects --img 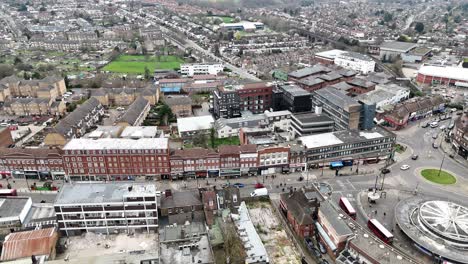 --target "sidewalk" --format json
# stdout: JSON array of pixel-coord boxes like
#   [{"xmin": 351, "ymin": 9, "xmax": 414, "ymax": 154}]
[{"xmin": 440, "ymin": 138, "xmax": 468, "ymax": 168}]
